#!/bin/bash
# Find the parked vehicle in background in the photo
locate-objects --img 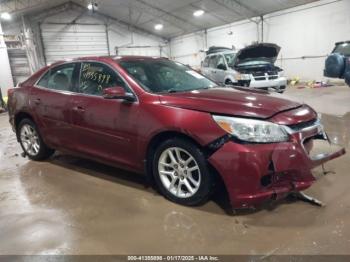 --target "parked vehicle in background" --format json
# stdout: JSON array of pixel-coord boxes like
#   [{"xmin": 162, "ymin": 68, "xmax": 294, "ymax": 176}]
[
  {"xmin": 7, "ymin": 56, "xmax": 345, "ymax": 209},
  {"xmin": 201, "ymin": 43, "xmax": 287, "ymax": 93},
  {"xmin": 324, "ymin": 41, "xmax": 350, "ymax": 86}
]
